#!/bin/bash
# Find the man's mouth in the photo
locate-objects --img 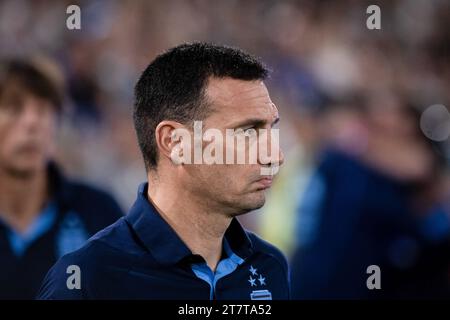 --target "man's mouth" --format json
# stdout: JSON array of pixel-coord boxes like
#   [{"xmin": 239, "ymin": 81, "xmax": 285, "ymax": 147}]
[
  {"xmin": 14, "ymin": 143, "xmax": 41, "ymax": 155},
  {"xmin": 255, "ymin": 177, "xmax": 273, "ymax": 189}
]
